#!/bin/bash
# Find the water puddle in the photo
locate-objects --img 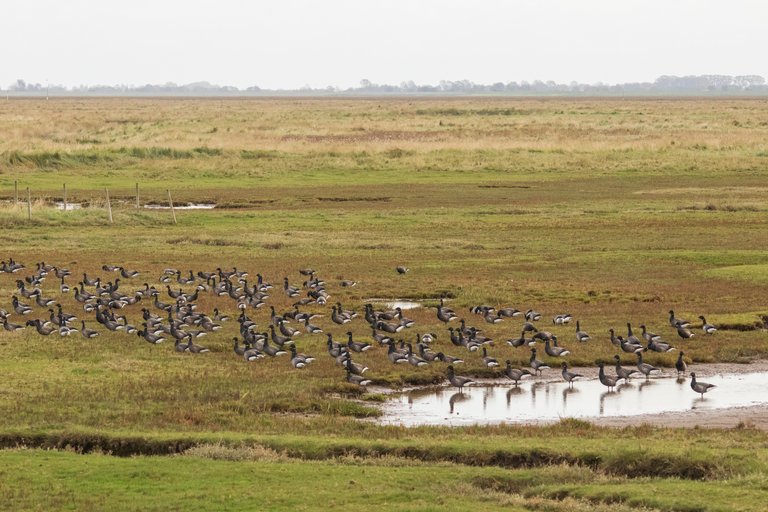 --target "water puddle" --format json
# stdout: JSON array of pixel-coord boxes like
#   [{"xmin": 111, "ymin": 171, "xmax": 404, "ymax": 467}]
[
  {"xmin": 365, "ymin": 298, "xmax": 429, "ymax": 310},
  {"xmin": 387, "ymin": 301, "xmax": 421, "ymax": 310},
  {"xmin": 380, "ymin": 372, "xmax": 768, "ymax": 426},
  {"xmin": 144, "ymin": 203, "xmax": 216, "ymax": 210},
  {"xmin": 55, "ymin": 202, "xmax": 82, "ymax": 210}
]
